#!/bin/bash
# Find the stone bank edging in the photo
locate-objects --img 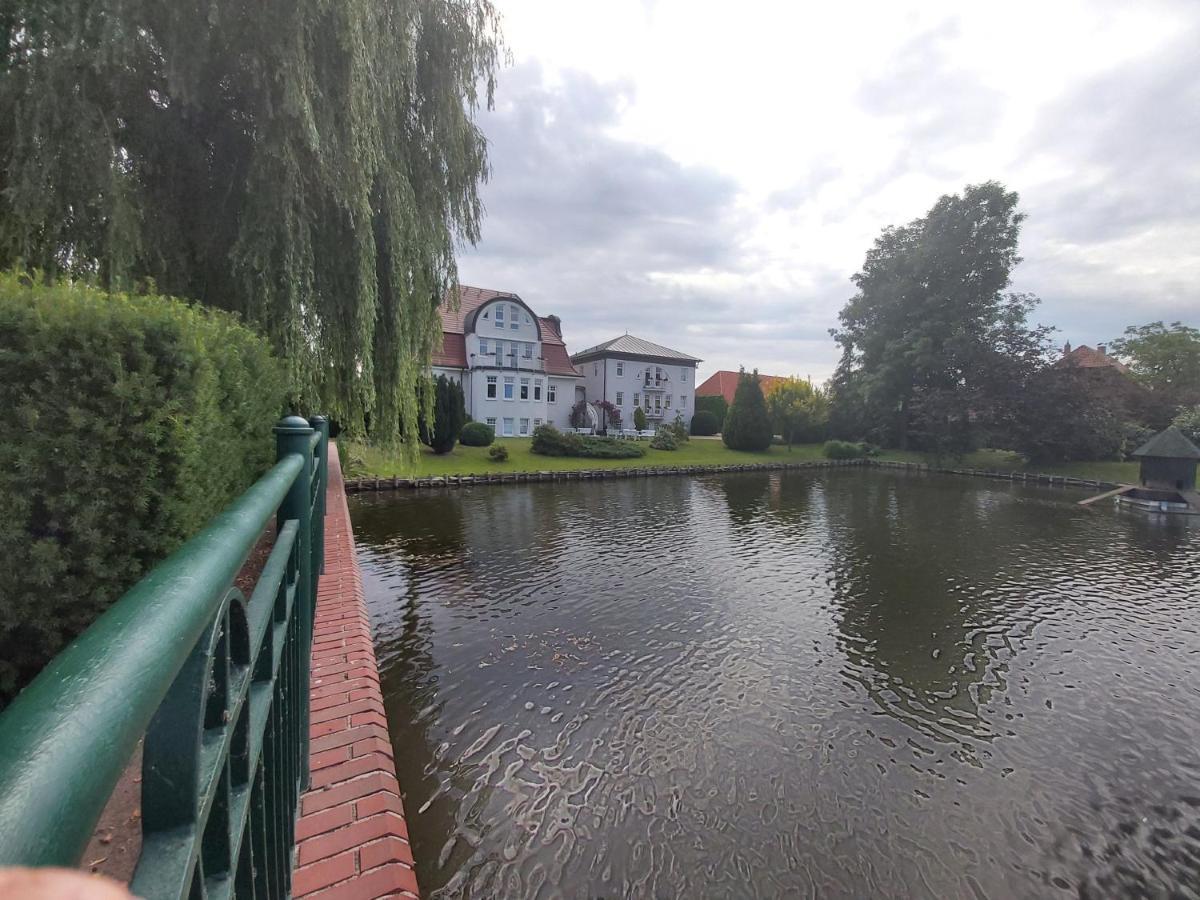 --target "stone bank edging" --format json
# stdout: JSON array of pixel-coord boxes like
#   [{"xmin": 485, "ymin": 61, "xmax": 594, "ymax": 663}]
[
  {"xmin": 344, "ymin": 457, "xmax": 1119, "ymax": 493},
  {"xmin": 293, "ymin": 443, "xmax": 419, "ymax": 899}
]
